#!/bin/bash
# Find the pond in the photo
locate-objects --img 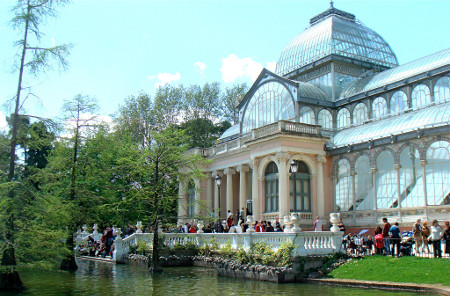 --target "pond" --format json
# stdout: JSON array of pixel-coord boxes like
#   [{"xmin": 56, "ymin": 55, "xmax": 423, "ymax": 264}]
[{"xmin": 1, "ymin": 259, "xmax": 437, "ymax": 296}]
